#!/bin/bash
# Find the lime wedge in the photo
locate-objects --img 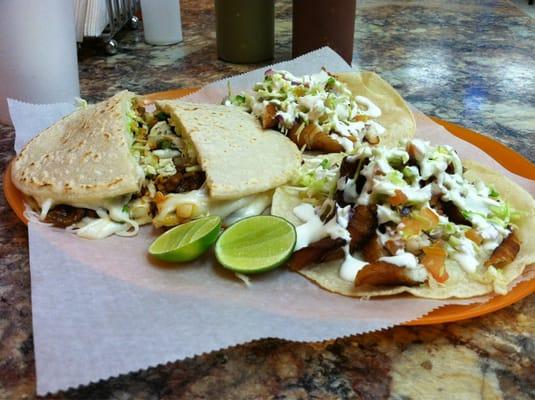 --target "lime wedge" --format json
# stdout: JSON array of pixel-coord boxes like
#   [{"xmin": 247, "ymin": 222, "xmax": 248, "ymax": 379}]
[
  {"xmin": 149, "ymin": 215, "xmax": 221, "ymax": 262},
  {"xmin": 215, "ymin": 215, "xmax": 296, "ymax": 274}
]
